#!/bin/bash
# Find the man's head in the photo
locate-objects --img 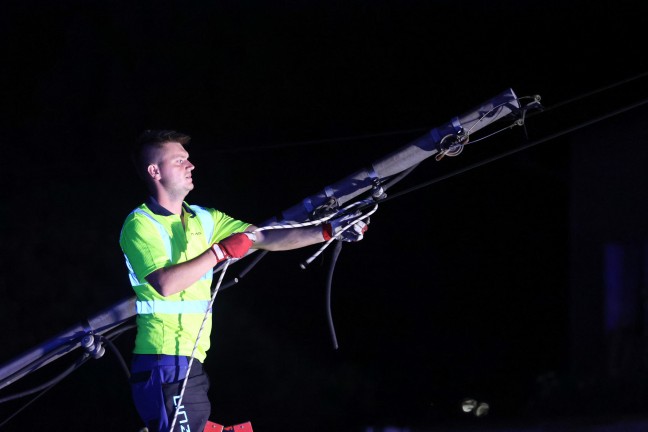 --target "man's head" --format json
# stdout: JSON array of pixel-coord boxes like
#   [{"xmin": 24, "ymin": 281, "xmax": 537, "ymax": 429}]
[
  {"xmin": 133, "ymin": 130, "xmax": 195, "ymax": 198},
  {"xmin": 132, "ymin": 130, "xmax": 191, "ymax": 179}
]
